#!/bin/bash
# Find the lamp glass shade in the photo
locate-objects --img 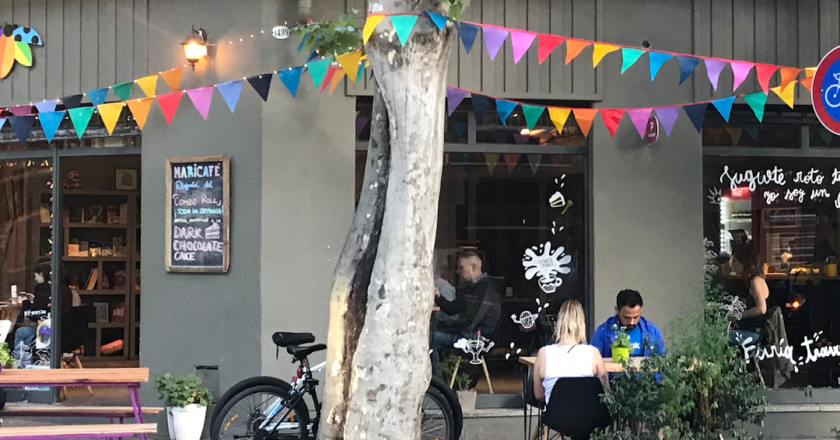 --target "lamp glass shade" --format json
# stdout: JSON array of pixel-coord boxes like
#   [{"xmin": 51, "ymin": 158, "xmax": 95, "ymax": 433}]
[{"xmin": 183, "ymin": 40, "xmax": 207, "ymax": 64}]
